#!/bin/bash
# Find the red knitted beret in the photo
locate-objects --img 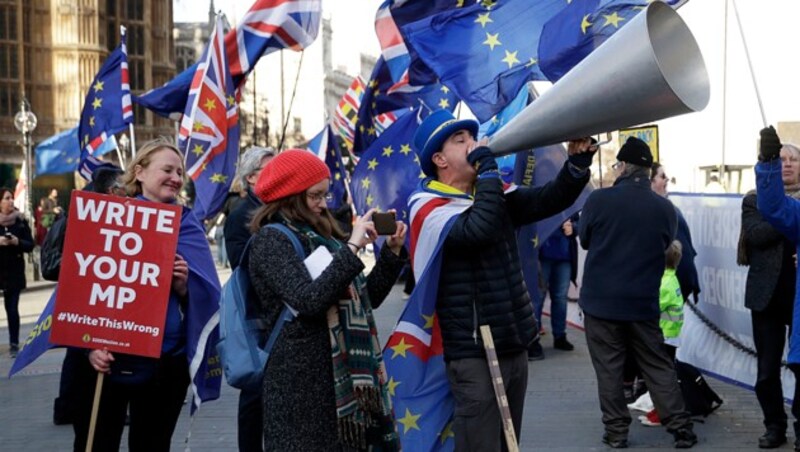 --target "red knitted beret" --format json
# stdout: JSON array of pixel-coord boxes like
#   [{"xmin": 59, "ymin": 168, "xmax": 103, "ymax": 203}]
[{"xmin": 254, "ymin": 149, "xmax": 331, "ymax": 204}]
